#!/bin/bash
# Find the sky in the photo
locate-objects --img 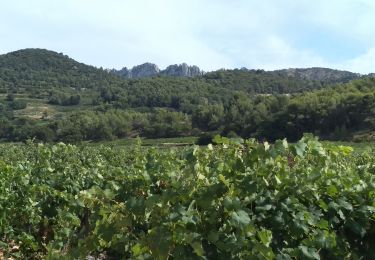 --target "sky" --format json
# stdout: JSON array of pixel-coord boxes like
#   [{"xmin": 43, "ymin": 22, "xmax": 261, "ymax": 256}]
[{"xmin": 0, "ymin": 0, "xmax": 375, "ymax": 73}]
